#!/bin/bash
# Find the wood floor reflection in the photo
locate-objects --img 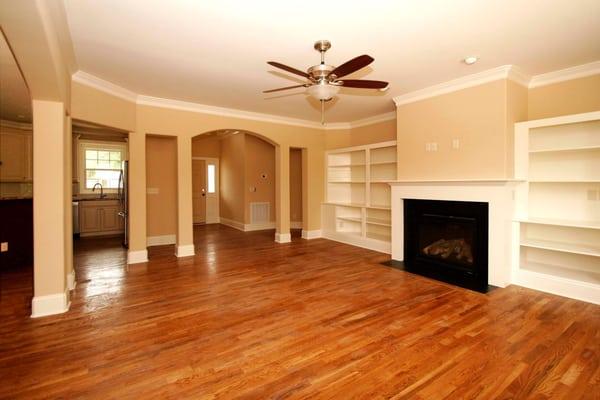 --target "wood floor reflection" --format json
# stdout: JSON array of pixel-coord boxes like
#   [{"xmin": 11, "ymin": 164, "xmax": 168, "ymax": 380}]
[{"xmin": 0, "ymin": 224, "xmax": 598, "ymax": 399}]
